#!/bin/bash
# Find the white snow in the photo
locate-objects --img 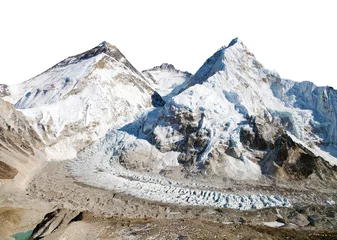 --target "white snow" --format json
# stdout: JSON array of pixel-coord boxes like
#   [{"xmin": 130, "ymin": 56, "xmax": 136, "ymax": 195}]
[
  {"xmin": 142, "ymin": 64, "xmax": 192, "ymax": 101},
  {"xmin": 4, "ymin": 51, "xmax": 153, "ymax": 160},
  {"xmin": 263, "ymin": 221, "xmax": 285, "ymax": 228}
]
